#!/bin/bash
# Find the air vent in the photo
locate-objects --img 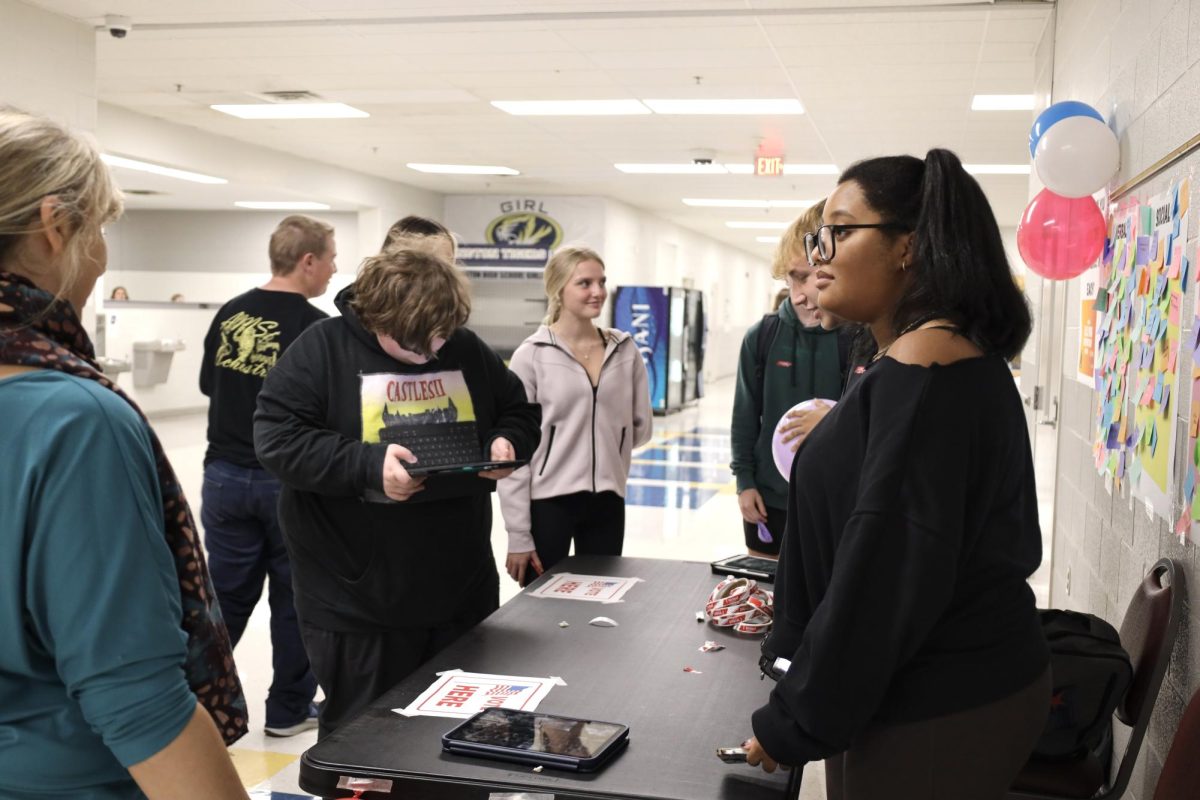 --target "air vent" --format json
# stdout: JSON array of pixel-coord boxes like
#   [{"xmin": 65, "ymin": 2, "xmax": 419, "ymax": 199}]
[
  {"xmin": 252, "ymin": 90, "xmax": 323, "ymax": 103},
  {"xmin": 124, "ymin": 189, "xmax": 165, "ymax": 196}
]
